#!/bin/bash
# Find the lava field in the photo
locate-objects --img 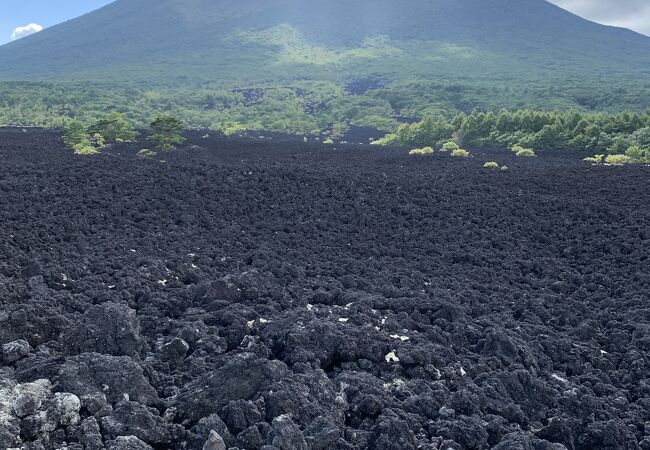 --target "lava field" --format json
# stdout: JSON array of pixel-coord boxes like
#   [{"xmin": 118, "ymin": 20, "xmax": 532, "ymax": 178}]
[{"xmin": 0, "ymin": 129, "xmax": 649, "ymax": 450}]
